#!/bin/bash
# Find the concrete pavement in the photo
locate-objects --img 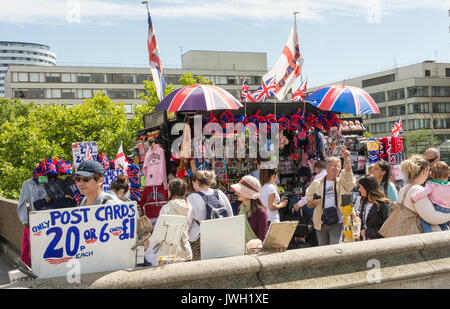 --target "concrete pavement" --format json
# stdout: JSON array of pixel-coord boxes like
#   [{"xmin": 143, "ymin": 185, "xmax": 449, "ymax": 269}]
[{"xmin": 0, "ymin": 252, "xmax": 15, "ymax": 285}]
